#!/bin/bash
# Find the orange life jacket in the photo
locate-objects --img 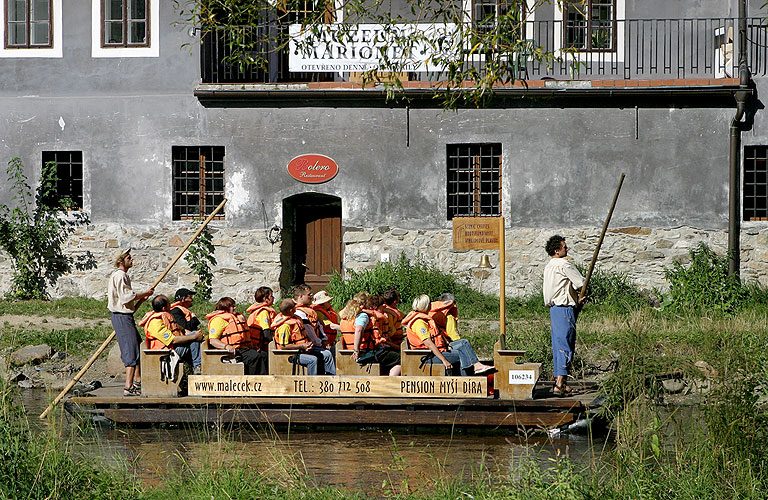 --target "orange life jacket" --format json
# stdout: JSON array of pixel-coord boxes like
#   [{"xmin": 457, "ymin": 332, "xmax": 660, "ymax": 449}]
[
  {"xmin": 205, "ymin": 310, "xmax": 250, "ymax": 348},
  {"xmin": 138, "ymin": 311, "xmax": 184, "ymax": 350},
  {"xmin": 270, "ymin": 314, "xmax": 308, "ymax": 348},
  {"xmin": 429, "ymin": 300, "xmax": 458, "ymax": 331},
  {"xmin": 382, "ymin": 305, "xmax": 404, "ymax": 344},
  {"xmin": 403, "ymin": 311, "xmax": 446, "ymax": 351},
  {"xmin": 245, "ymin": 302, "xmax": 277, "ymax": 350},
  {"xmin": 339, "ymin": 314, "xmax": 375, "ymax": 350},
  {"xmin": 364, "ymin": 308, "xmax": 390, "ymax": 346},
  {"xmin": 170, "ymin": 302, "xmax": 196, "ymax": 324},
  {"xmin": 312, "ymin": 304, "xmax": 339, "ymax": 344}
]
